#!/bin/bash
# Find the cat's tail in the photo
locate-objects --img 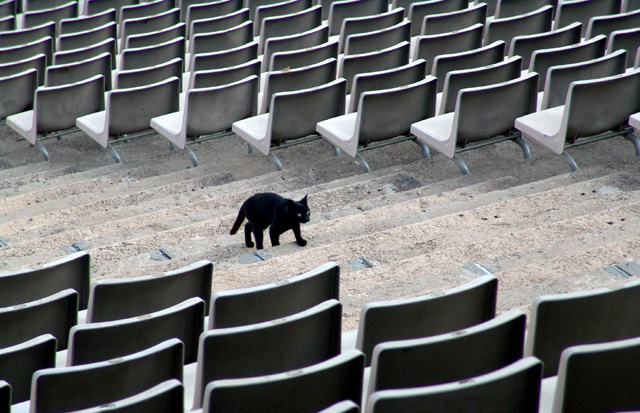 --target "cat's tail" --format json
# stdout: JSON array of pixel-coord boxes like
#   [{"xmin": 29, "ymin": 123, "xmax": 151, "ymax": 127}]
[{"xmin": 229, "ymin": 209, "xmax": 245, "ymax": 235}]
